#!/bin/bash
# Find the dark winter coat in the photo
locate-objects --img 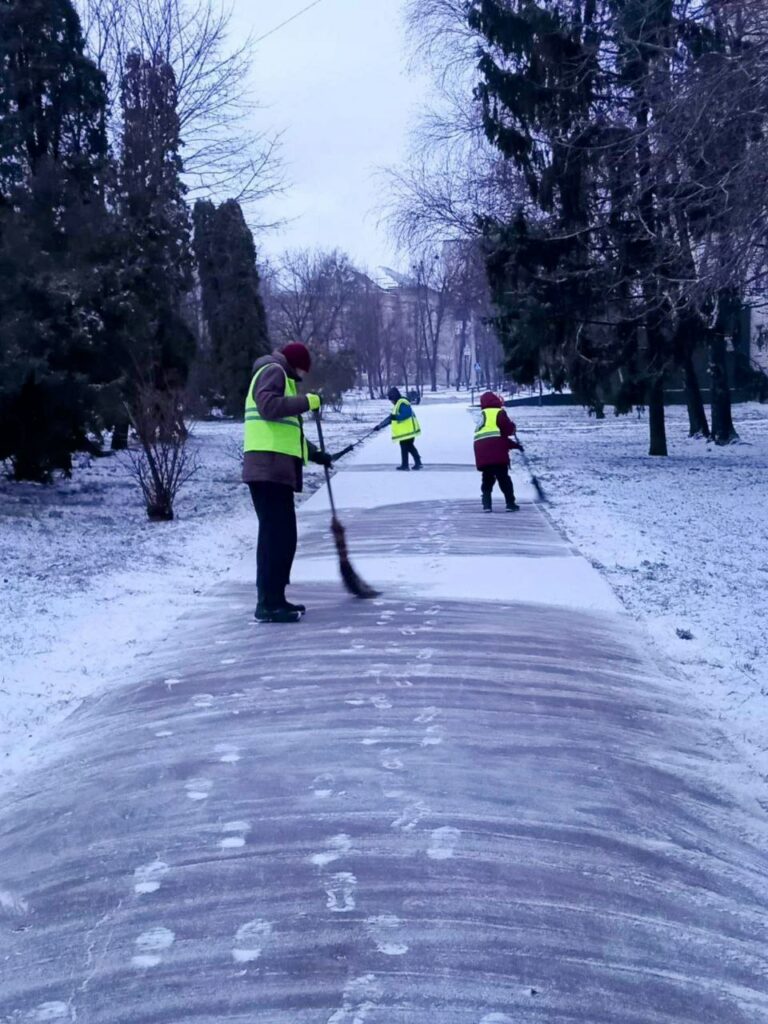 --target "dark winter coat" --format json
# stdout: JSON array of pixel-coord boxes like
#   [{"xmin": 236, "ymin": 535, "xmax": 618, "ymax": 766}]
[
  {"xmin": 474, "ymin": 392, "xmax": 522, "ymax": 470},
  {"xmin": 241, "ymin": 352, "xmax": 321, "ymax": 493}
]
